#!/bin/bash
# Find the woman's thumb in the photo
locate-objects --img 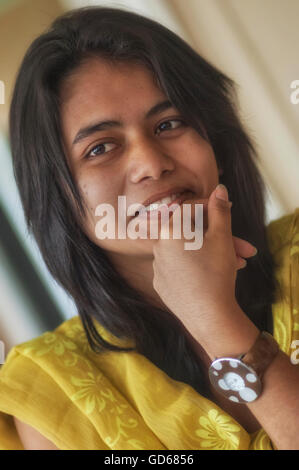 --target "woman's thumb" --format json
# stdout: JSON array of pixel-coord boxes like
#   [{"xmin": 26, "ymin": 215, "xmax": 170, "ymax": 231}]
[{"xmin": 207, "ymin": 184, "xmax": 232, "ymax": 235}]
